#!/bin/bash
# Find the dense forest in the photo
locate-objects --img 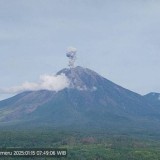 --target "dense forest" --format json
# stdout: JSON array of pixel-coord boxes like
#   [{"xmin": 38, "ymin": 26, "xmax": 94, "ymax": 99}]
[{"xmin": 0, "ymin": 128, "xmax": 160, "ymax": 160}]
